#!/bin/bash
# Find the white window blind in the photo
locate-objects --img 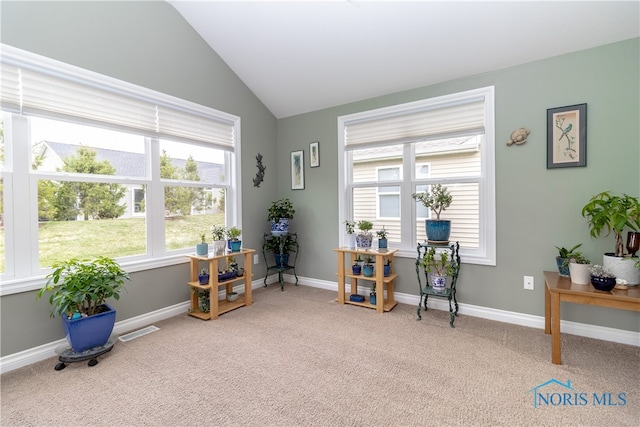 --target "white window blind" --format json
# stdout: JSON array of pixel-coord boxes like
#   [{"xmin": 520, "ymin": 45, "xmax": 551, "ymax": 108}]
[
  {"xmin": 0, "ymin": 44, "xmax": 235, "ymax": 150},
  {"xmin": 344, "ymin": 98, "xmax": 485, "ymax": 149}
]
